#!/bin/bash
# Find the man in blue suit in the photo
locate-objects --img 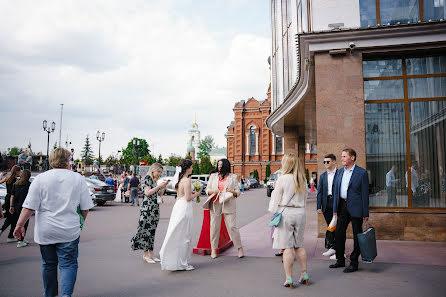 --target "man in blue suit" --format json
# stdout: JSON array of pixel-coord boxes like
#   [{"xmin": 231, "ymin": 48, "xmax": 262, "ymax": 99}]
[
  {"xmin": 329, "ymin": 148, "xmax": 369, "ymax": 273},
  {"xmin": 317, "ymin": 153, "xmax": 341, "ymax": 258}
]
